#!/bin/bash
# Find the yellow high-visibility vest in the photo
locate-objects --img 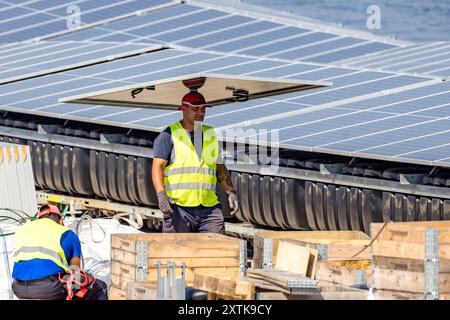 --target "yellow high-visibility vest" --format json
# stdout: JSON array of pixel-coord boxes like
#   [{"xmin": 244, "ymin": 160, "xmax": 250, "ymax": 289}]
[
  {"xmin": 14, "ymin": 218, "xmax": 70, "ymax": 271},
  {"xmin": 164, "ymin": 121, "xmax": 219, "ymax": 207}
]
